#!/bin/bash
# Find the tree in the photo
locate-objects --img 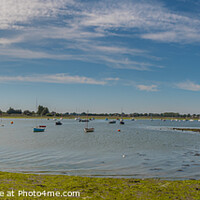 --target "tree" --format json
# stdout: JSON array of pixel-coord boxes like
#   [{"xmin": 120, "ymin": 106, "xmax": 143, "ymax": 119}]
[
  {"xmin": 42, "ymin": 107, "xmax": 49, "ymax": 115},
  {"xmin": 37, "ymin": 105, "xmax": 49, "ymax": 116},
  {"xmin": 23, "ymin": 110, "xmax": 32, "ymax": 116},
  {"xmin": 7, "ymin": 107, "xmax": 22, "ymax": 114}
]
